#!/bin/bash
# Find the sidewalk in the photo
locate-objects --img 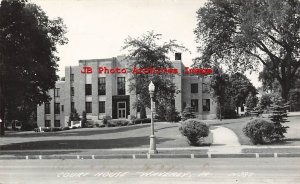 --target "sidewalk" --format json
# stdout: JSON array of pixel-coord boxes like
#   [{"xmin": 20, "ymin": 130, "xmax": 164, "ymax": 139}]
[
  {"xmin": 209, "ymin": 126, "xmax": 241, "ymax": 153},
  {"xmin": 1, "ymin": 146, "xmax": 300, "ymax": 159}
]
